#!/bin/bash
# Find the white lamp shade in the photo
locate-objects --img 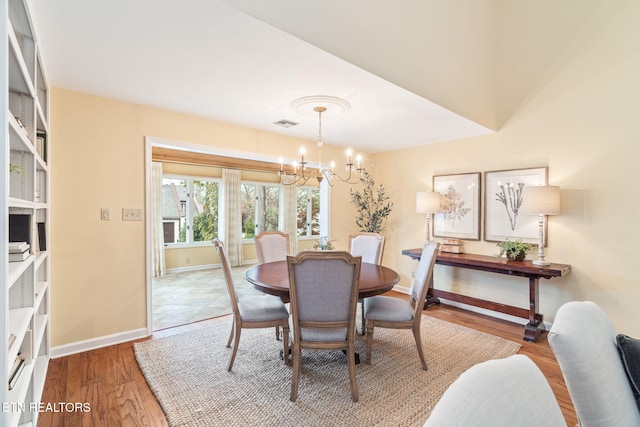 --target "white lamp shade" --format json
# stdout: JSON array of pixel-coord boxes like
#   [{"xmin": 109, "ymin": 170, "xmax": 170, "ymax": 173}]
[
  {"xmin": 416, "ymin": 191, "xmax": 442, "ymax": 214},
  {"xmin": 522, "ymin": 186, "xmax": 560, "ymax": 215}
]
